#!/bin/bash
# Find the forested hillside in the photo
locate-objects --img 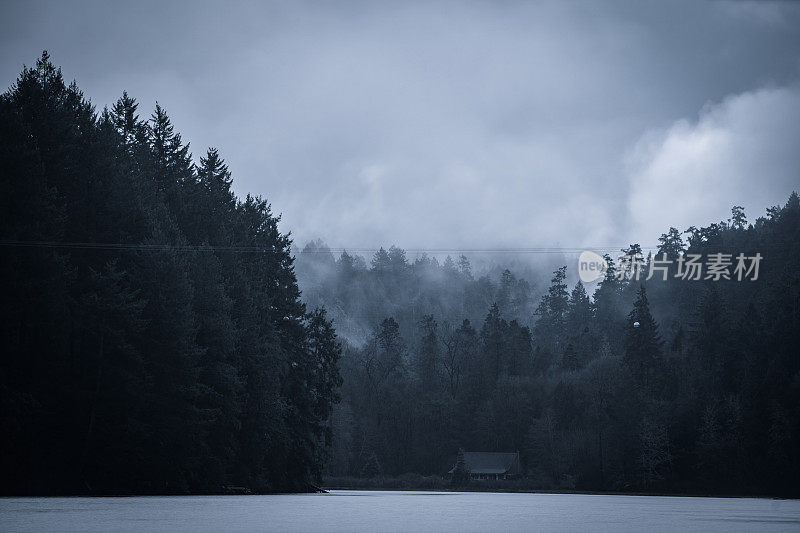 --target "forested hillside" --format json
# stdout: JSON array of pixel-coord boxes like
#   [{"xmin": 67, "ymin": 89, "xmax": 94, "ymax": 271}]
[
  {"xmin": 1, "ymin": 52, "xmax": 798, "ymax": 499},
  {"xmin": 304, "ymin": 198, "xmax": 800, "ymax": 497},
  {"xmin": 0, "ymin": 53, "xmax": 341, "ymax": 495}
]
